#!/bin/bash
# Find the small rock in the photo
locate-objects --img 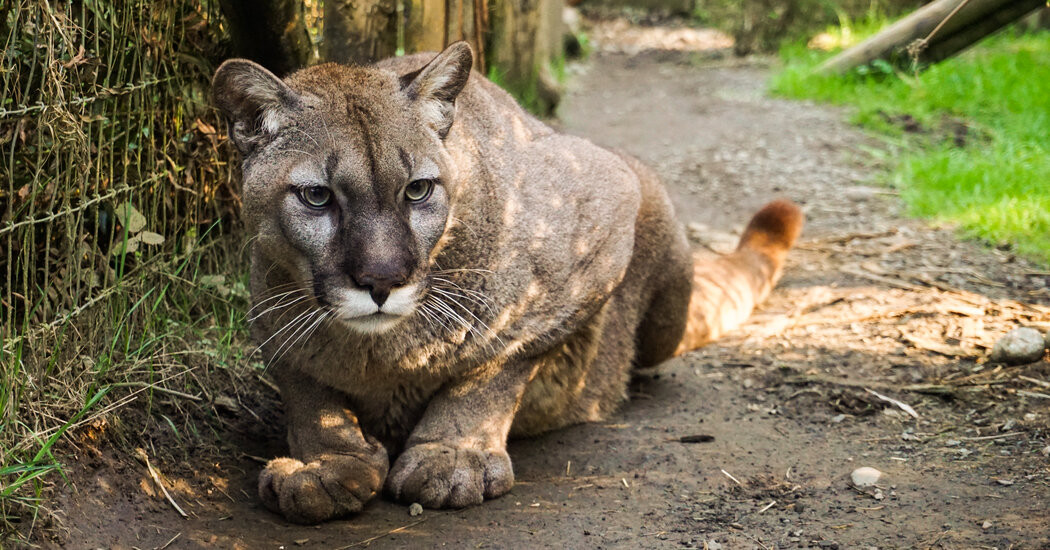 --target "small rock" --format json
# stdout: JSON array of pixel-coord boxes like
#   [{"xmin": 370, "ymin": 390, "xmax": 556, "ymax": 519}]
[
  {"xmin": 990, "ymin": 328, "xmax": 1046, "ymax": 365},
  {"xmin": 982, "ymin": 520, "xmax": 993, "ymax": 530},
  {"xmin": 851, "ymin": 467, "xmax": 883, "ymax": 487},
  {"xmin": 705, "ymin": 541, "xmax": 722, "ymax": 550},
  {"xmin": 945, "ymin": 439, "xmax": 961, "ymax": 447},
  {"xmin": 409, "ymin": 502, "xmax": 423, "ymax": 516},
  {"xmin": 1042, "ymin": 445, "xmax": 1050, "ymax": 457},
  {"xmin": 995, "ymin": 479, "xmax": 1014, "ymax": 486},
  {"xmin": 831, "ymin": 414, "xmax": 847, "ymax": 423}
]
